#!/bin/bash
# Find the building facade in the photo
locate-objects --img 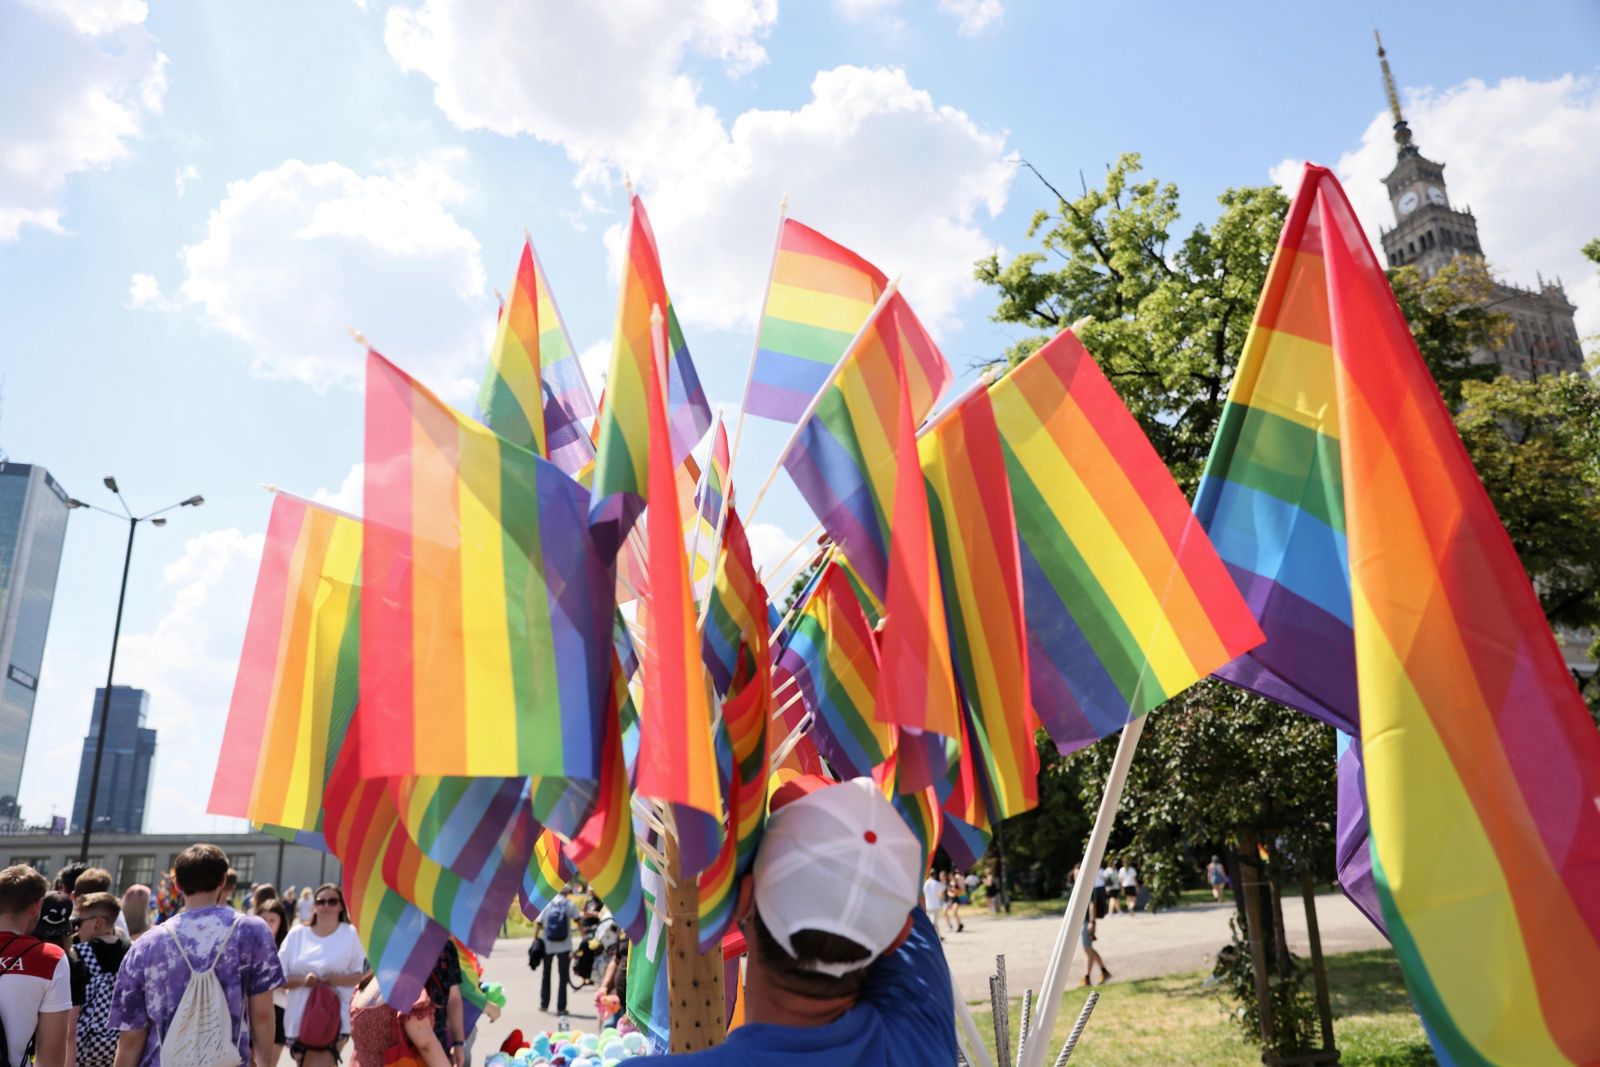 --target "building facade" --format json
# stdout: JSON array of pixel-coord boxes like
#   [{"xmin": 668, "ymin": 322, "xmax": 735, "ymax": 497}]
[
  {"xmin": 0, "ymin": 829, "xmax": 340, "ymax": 898},
  {"xmin": 0, "ymin": 461, "xmax": 71, "ymax": 823},
  {"xmin": 1373, "ymin": 37, "xmax": 1585, "ymax": 378},
  {"xmin": 71, "ymin": 686, "xmax": 158, "ymax": 834}
]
